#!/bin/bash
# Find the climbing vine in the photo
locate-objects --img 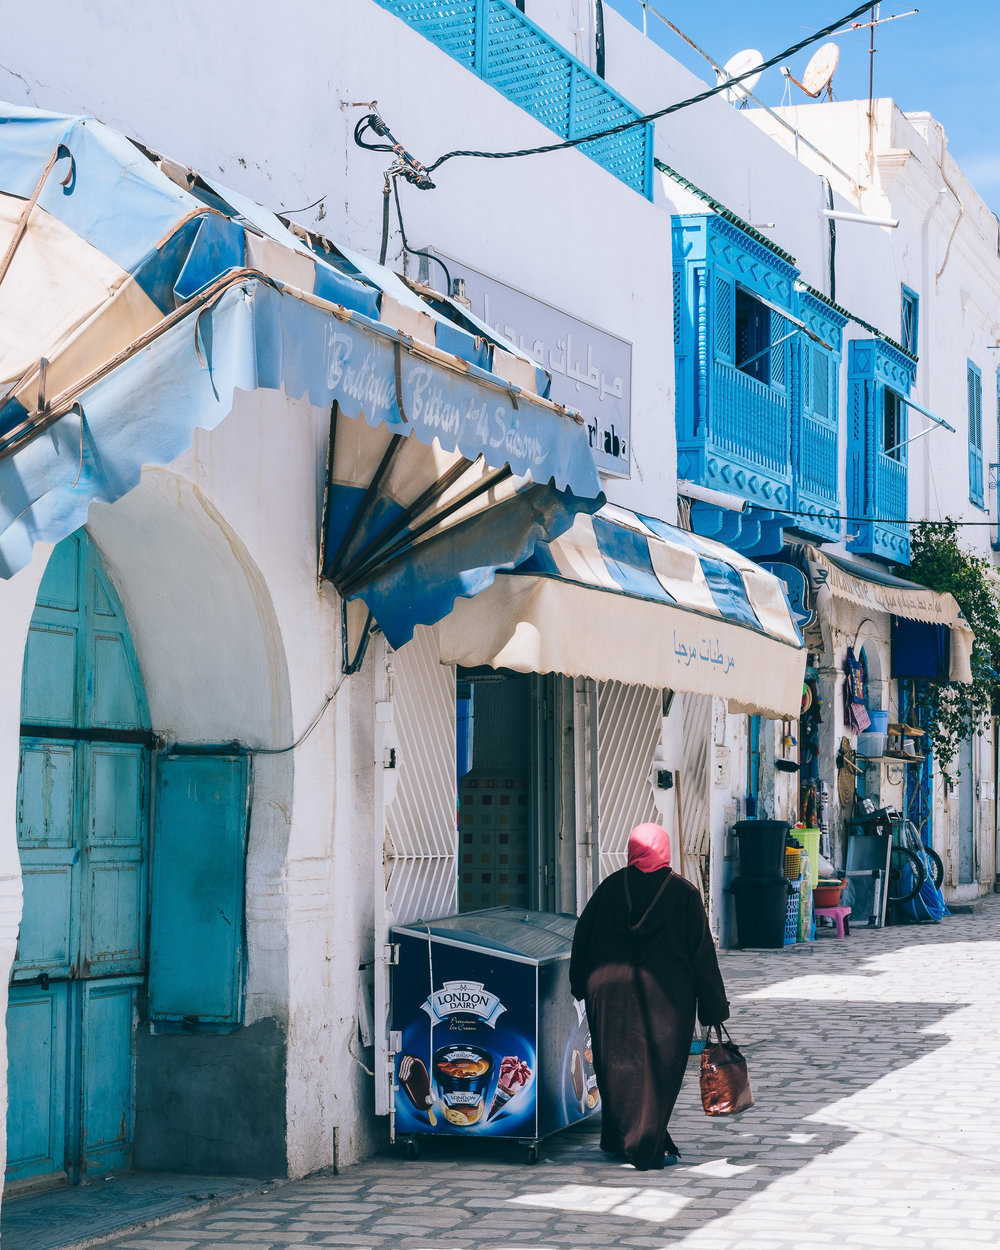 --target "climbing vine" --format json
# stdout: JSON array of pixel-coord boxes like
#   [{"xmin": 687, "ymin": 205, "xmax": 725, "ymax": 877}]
[{"xmin": 901, "ymin": 519, "xmax": 1000, "ymax": 779}]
